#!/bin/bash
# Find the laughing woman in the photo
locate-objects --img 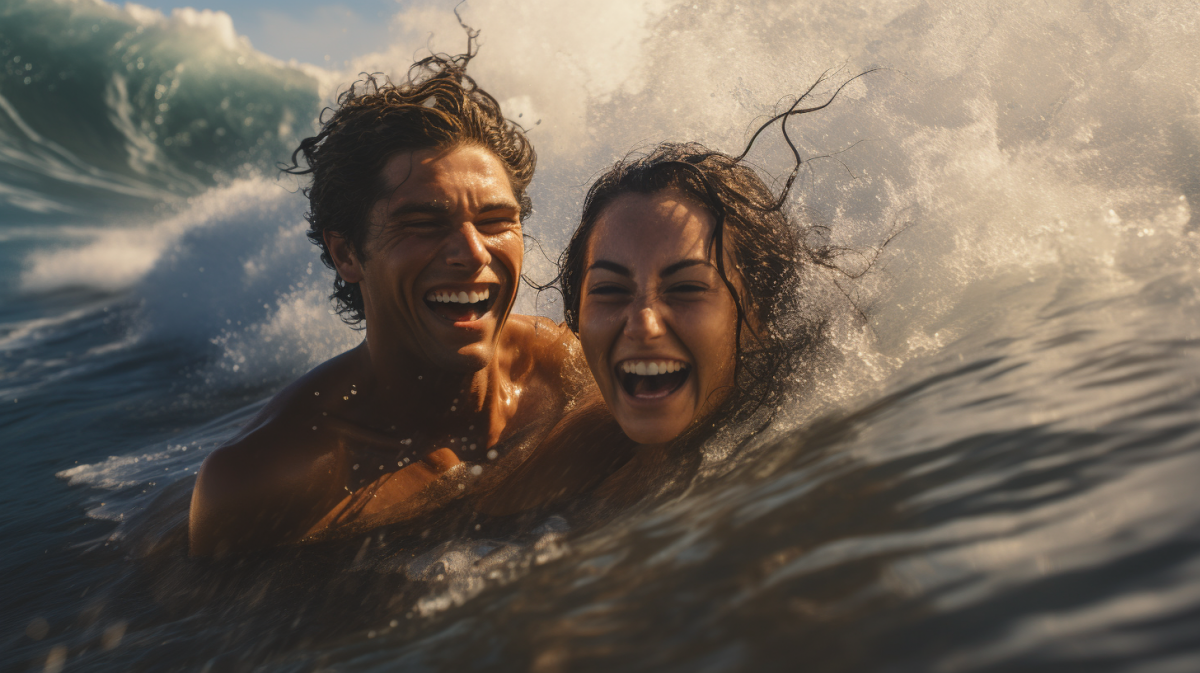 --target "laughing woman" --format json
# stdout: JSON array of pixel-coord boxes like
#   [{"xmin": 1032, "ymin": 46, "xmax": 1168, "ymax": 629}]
[
  {"xmin": 473, "ymin": 76, "xmax": 878, "ymax": 515},
  {"xmin": 476, "ymin": 140, "xmax": 846, "ymax": 515}
]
